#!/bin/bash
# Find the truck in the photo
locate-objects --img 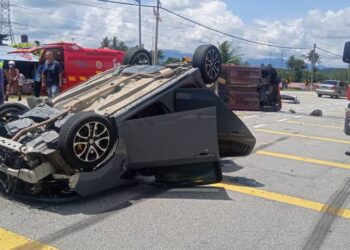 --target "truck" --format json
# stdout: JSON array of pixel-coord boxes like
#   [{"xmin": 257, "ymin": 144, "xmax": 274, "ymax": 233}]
[{"xmin": 12, "ymin": 42, "xmax": 126, "ymax": 90}]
